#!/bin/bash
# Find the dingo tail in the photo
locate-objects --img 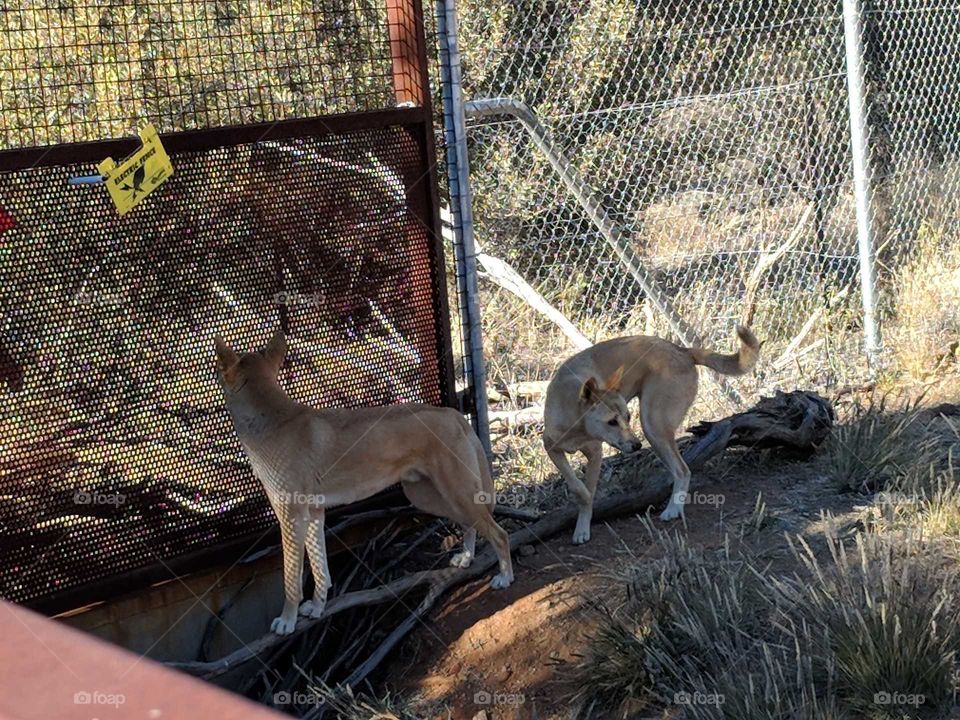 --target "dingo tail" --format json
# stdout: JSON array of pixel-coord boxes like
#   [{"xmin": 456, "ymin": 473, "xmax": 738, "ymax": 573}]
[{"xmin": 689, "ymin": 326, "xmax": 759, "ymax": 376}]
